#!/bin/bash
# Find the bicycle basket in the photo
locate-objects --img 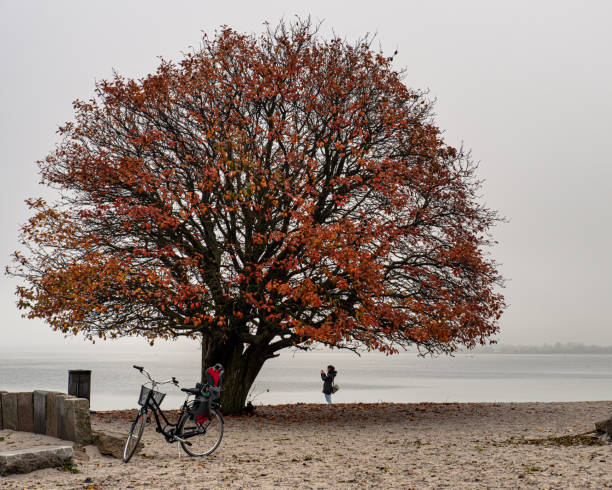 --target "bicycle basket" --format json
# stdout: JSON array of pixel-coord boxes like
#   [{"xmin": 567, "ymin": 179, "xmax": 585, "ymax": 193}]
[{"xmin": 138, "ymin": 385, "xmax": 166, "ymax": 406}]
